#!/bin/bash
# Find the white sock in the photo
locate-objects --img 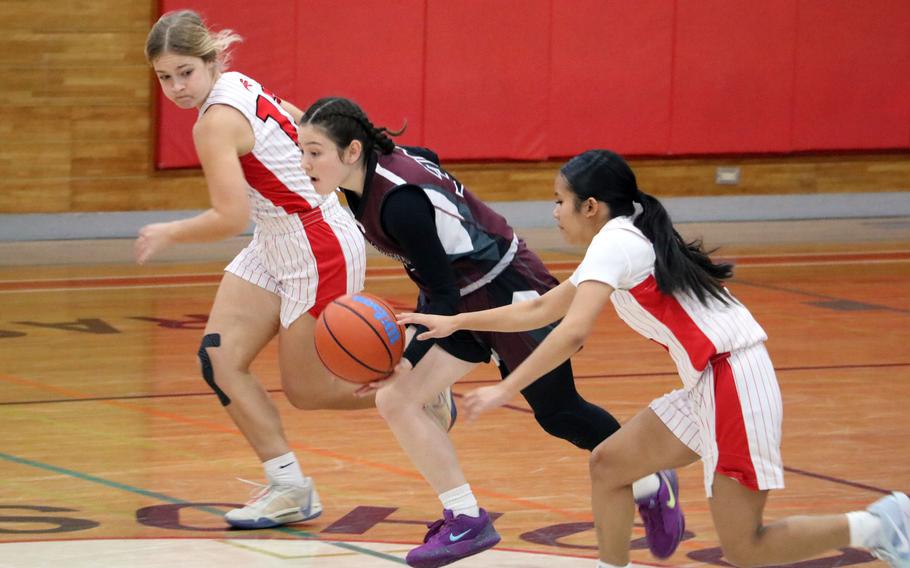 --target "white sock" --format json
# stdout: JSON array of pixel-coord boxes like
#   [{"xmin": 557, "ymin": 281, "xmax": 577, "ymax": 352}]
[
  {"xmin": 631, "ymin": 473, "xmax": 661, "ymax": 500},
  {"xmin": 263, "ymin": 452, "xmax": 306, "ymax": 488},
  {"xmin": 440, "ymin": 483, "xmax": 479, "ymax": 518},
  {"xmin": 596, "ymin": 561, "xmax": 630, "ymax": 568},
  {"xmin": 847, "ymin": 511, "xmax": 882, "ymax": 549}
]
